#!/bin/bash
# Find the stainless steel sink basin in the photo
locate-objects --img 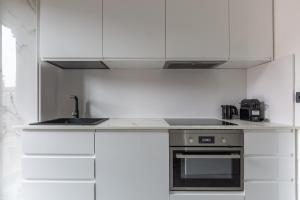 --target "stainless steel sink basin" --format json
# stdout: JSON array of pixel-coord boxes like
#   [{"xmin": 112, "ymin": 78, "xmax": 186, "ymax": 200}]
[{"xmin": 30, "ymin": 118, "xmax": 109, "ymax": 125}]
